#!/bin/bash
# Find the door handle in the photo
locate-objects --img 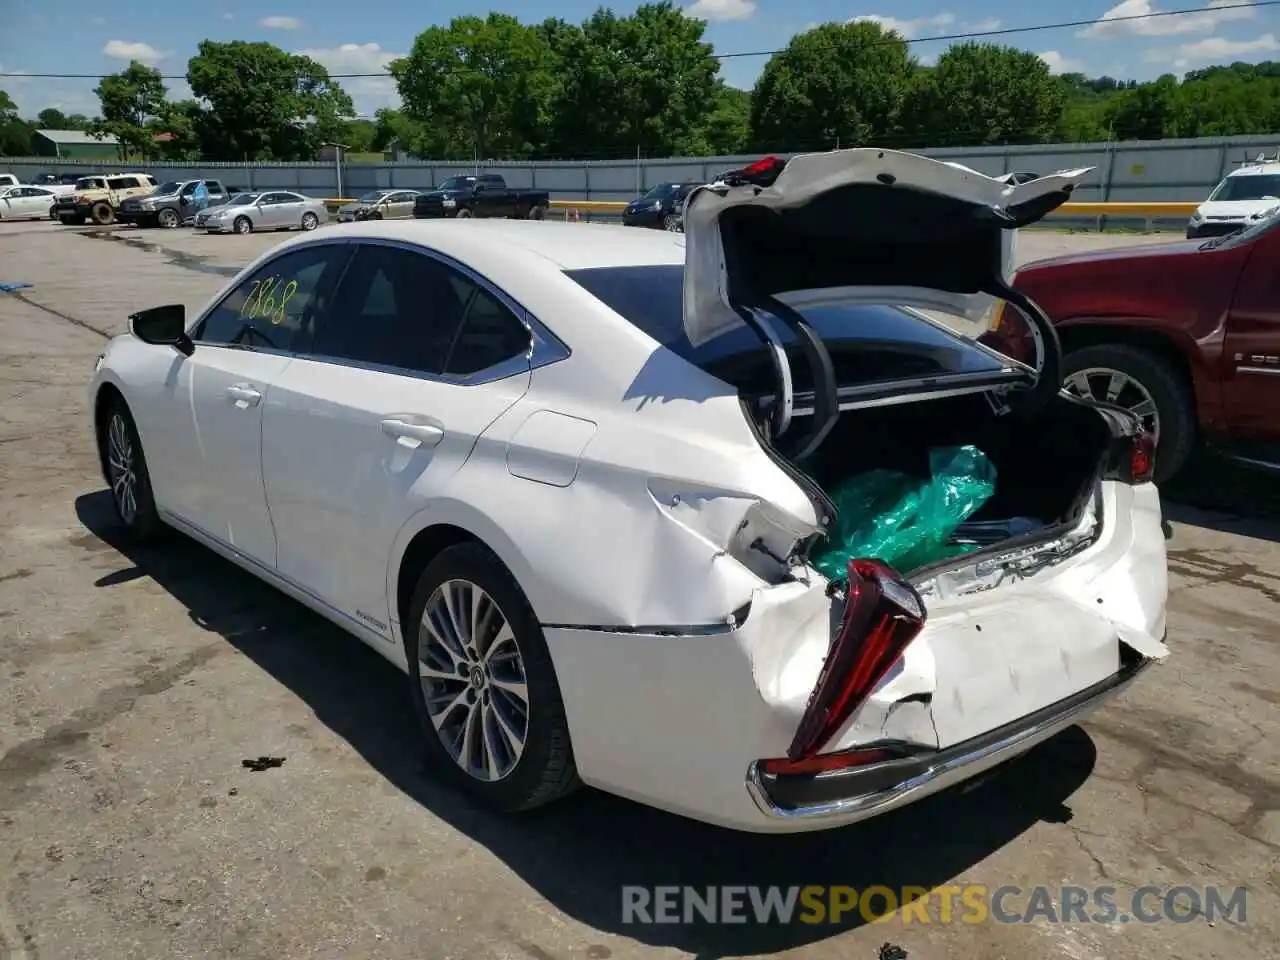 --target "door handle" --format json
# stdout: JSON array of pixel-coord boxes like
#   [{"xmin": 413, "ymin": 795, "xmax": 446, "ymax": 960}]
[
  {"xmin": 225, "ymin": 383, "xmax": 262, "ymax": 407},
  {"xmin": 380, "ymin": 417, "xmax": 444, "ymax": 447}
]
